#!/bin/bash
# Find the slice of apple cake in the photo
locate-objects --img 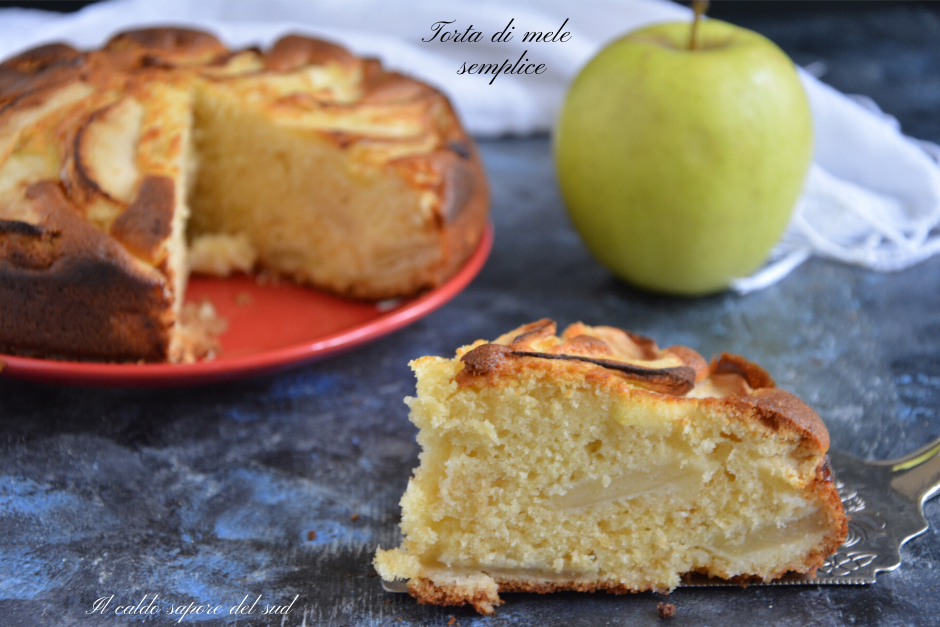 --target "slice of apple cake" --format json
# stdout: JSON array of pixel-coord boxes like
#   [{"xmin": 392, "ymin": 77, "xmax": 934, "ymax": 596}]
[{"xmin": 374, "ymin": 319, "xmax": 847, "ymax": 614}]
